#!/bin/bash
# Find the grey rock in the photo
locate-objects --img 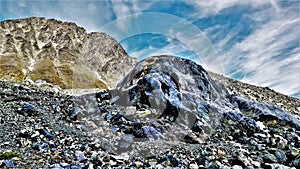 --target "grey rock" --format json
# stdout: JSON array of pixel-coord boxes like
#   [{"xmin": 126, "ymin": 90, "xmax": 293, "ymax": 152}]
[
  {"xmin": 293, "ymin": 156, "xmax": 300, "ymax": 167},
  {"xmin": 189, "ymin": 163, "xmax": 199, "ymax": 169},
  {"xmin": 291, "ymin": 148, "xmax": 299, "ymax": 157},
  {"xmin": 274, "ymin": 149, "xmax": 287, "ymax": 164},
  {"xmin": 263, "ymin": 154, "xmax": 278, "ymax": 163},
  {"xmin": 75, "ymin": 150, "xmax": 86, "ymax": 162},
  {"xmin": 232, "ymin": 165, "xmax": 243, "ymax": 169},
  {"xmin": 228, "ymin": 95, "xmax": 300, "ymax": 130},
  {"xmin": 1, "ymin": 160, "xmax": 14, "ymax": 168},
  {"xmin": 264, "ymin": 163, "xmax": 290, "ymax": 169}
]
